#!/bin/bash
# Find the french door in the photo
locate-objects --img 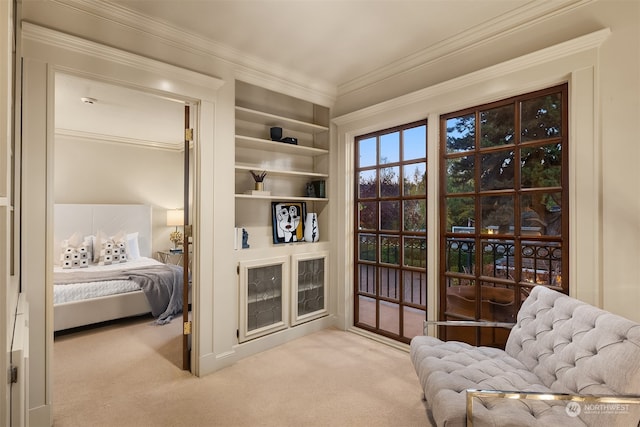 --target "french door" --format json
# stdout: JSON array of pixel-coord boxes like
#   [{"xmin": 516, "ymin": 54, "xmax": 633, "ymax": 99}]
[
  {"xmin": 181, "ymin": 105, "xmax": 192, "ymax": 370},
  {"xmin": 440, "ymin": 84, "xmax": 569, "ymax": 348},
  {"xmin": 354, "ymin": 120, "xmax": 427, "ymax": 344}
]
